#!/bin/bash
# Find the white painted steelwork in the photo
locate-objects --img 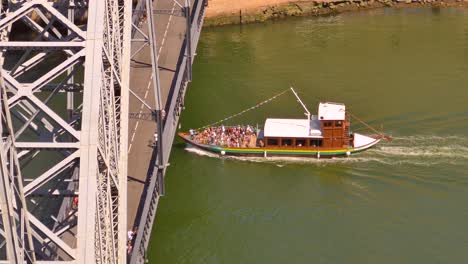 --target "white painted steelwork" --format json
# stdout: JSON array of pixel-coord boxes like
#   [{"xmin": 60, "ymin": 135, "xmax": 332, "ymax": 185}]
[
  {"xmin": 0, "ymin": 0, "xmax": 207, "ymax": 262},
  {"xmin": 0, "ymin": 0, "xmax": 131, "ymax": 263}
]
